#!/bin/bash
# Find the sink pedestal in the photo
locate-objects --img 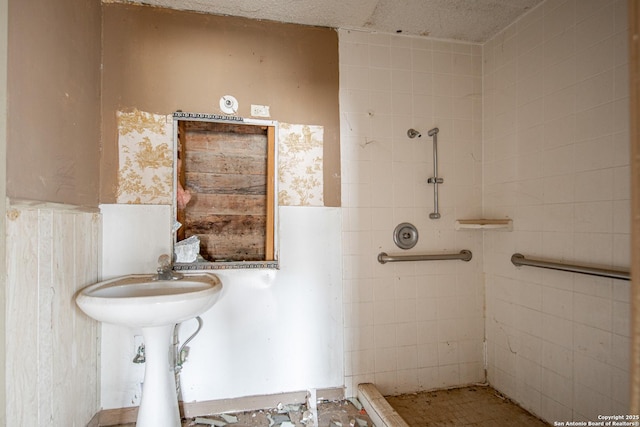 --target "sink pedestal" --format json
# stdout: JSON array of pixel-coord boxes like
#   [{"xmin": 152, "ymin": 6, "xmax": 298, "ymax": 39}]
[
  {"xmin": 74, "ymin": 273, "xmax": 223, "ymax": 427},
  {"xmin": 137, "ymin": 324, "xmax": 181, "ymax": 427}
]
